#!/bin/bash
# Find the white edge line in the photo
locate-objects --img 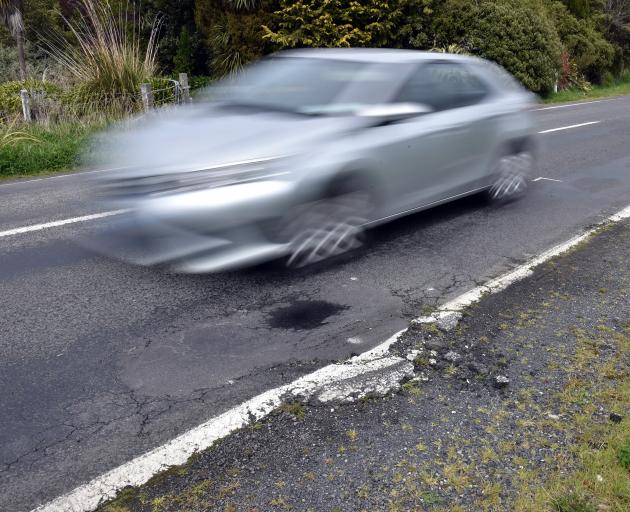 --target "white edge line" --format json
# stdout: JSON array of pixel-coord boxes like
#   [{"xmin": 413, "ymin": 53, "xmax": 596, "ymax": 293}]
[
  {"xmin": 33, "ymin": 203, "xmax": 630, "ymax": 512},
  {"xmin": 534, "ymin": 98, "xmax": 616, "ymax": 111},
  {"xmin": 532, "ymin": 177, "xmax": 562, "ymax": 182},
  {"xmin": 0, "ymin": 210, "xmax": 129, "ymax": 238},
  {"xmin": 0, "ymin": 168, "xmax": 124, "ymax": 188},
  {"xmin": 538, "ymin": 121, "xmax": 600, "ymax": 134}
]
